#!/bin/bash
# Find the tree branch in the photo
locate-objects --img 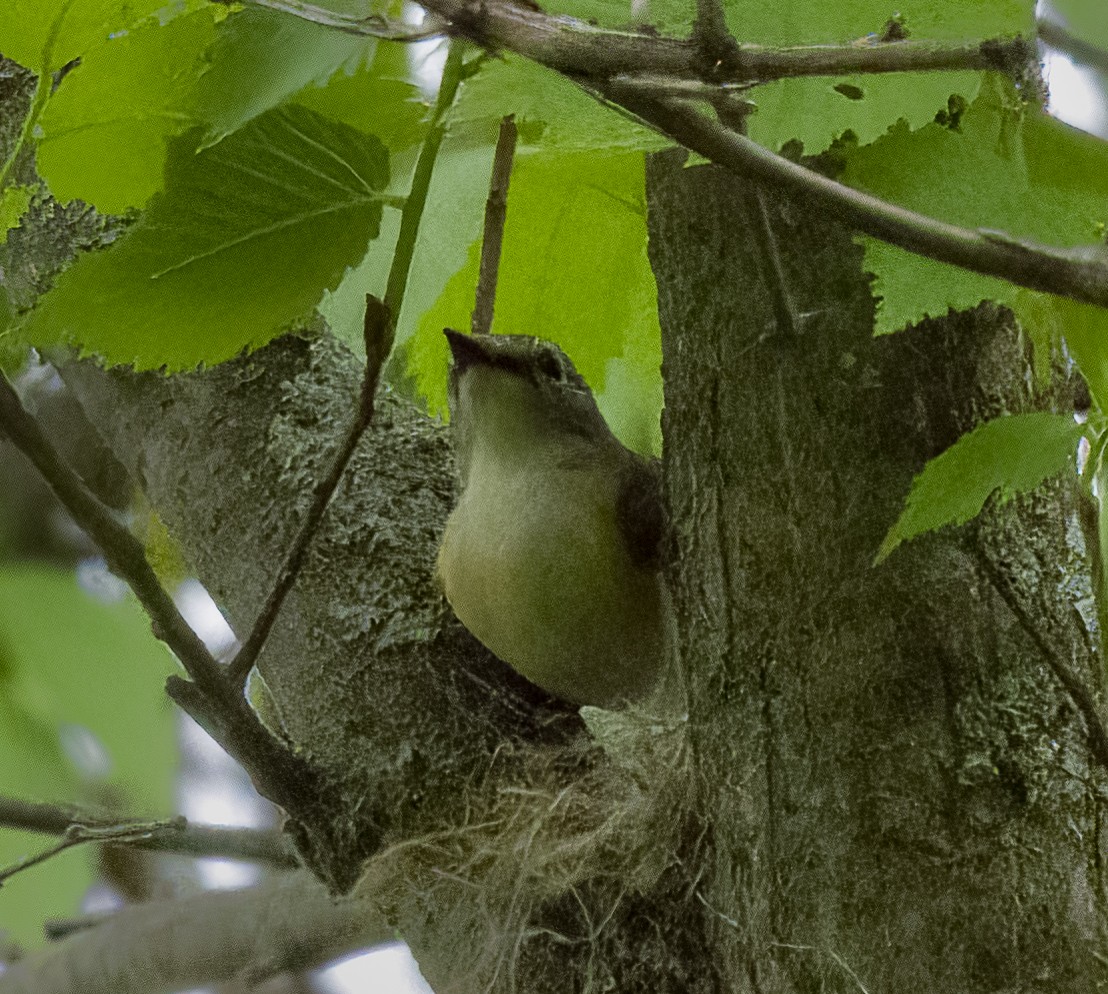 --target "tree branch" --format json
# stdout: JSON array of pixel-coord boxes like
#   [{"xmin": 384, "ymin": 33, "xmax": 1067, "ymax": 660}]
[
  {"xmin": 0, "ymin": 371, "xmax": 225, "ymax": 700},
  {"xmin": 977, "ymin": 551, "xmax": 1108, "ymax": 776},
  {"xmin": 246, "ymin": 0, "xmax": 1028, "ymax": 84},
  {"xmin": 1038, "ymin": 13, "xmax": 1108, "ymax": 77},
  {"xmin": 602, "ymin": 85, "xmax": 1108, "ymax": 310},
  {"xmin": 0, "ymin": 817, "xmax": 189, "ymax": 888},
  {"xmin": 0, "ymin": 872, "xmax": 388, "ymax": 994},
  {"xmin": 471, "ymin": 114, "xmax": 517, "ymax": 336},
  {"xmin": 0, "ymin": 796, "xmax": 297, "ymax": 866}
]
